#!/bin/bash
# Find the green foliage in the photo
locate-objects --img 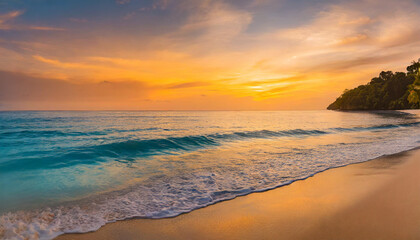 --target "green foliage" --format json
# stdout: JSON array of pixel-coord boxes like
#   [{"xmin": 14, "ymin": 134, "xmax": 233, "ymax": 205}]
[
  {"xmin": 407, "ymin": 70, "xmax": 420, "ymax": 105},
  {"xmin": 327, "ymin": 59, "xmax": 420, "ymax": 110},
  {"xmin": 407, "ymin": 60, "xmax": 420, "ymax": 74},
  {"xmin": 408, "ymin": 90, "xmax": 419, "ymax": 105}
]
